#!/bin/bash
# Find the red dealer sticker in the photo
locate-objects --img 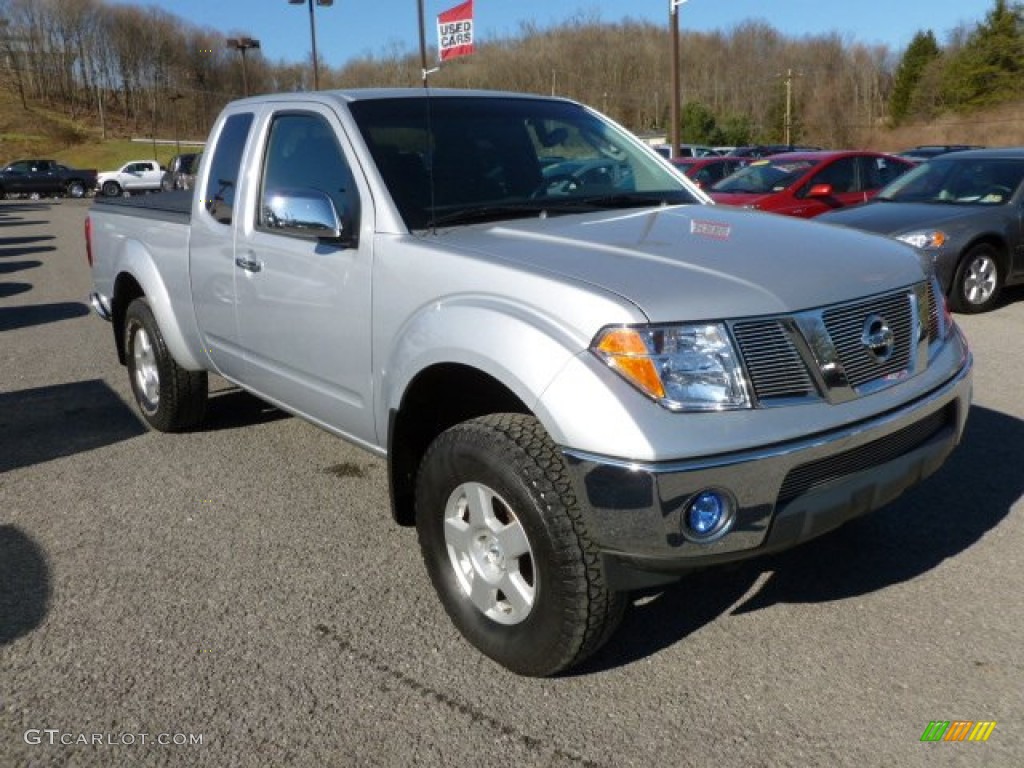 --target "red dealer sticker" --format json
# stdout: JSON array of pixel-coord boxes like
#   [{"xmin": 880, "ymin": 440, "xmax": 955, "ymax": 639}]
[{"xmin": 690, "ymin": 219, "xmax": 732, "ymax": 240}]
